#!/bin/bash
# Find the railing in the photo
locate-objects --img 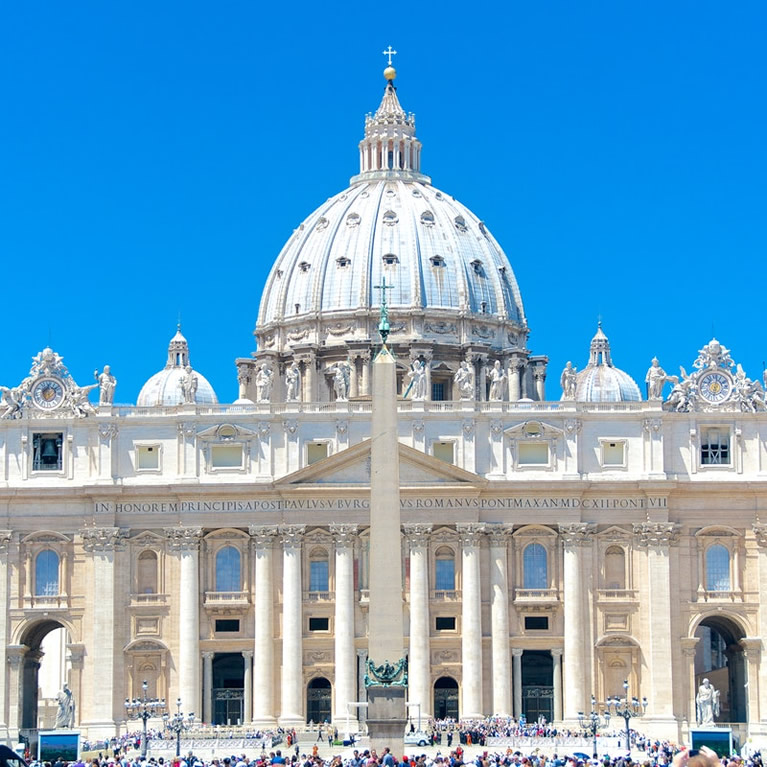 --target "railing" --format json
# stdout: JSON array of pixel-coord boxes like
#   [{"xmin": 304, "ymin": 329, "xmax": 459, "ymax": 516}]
[
  {"xmin": 598, "ymin": 588, "xmax": 639, "ymax": 600},
  {"xmin": 31, "ymin": 595, "xmax": 68, "ymax": 609},
  {"xmin": 303, "ymin": 590, "xmax": 332, "ymax": 602},
  {"xmin": 431, "ymin": 589, "xmax": 461, "ymax": 601},
  {"xmin": 697, "ymin": 589, "xmax": 742, "ymax": 602},
  {"xmin": 514, "ymin": 588, "xmax": 559, "ymax": 602},
  {"xmin": 131, "ymin": 593, "xmax": 168, "ymax": 605},
  {"xmin": 203, "ymin": 591, "xmax": 249, "ymax": 606}
]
